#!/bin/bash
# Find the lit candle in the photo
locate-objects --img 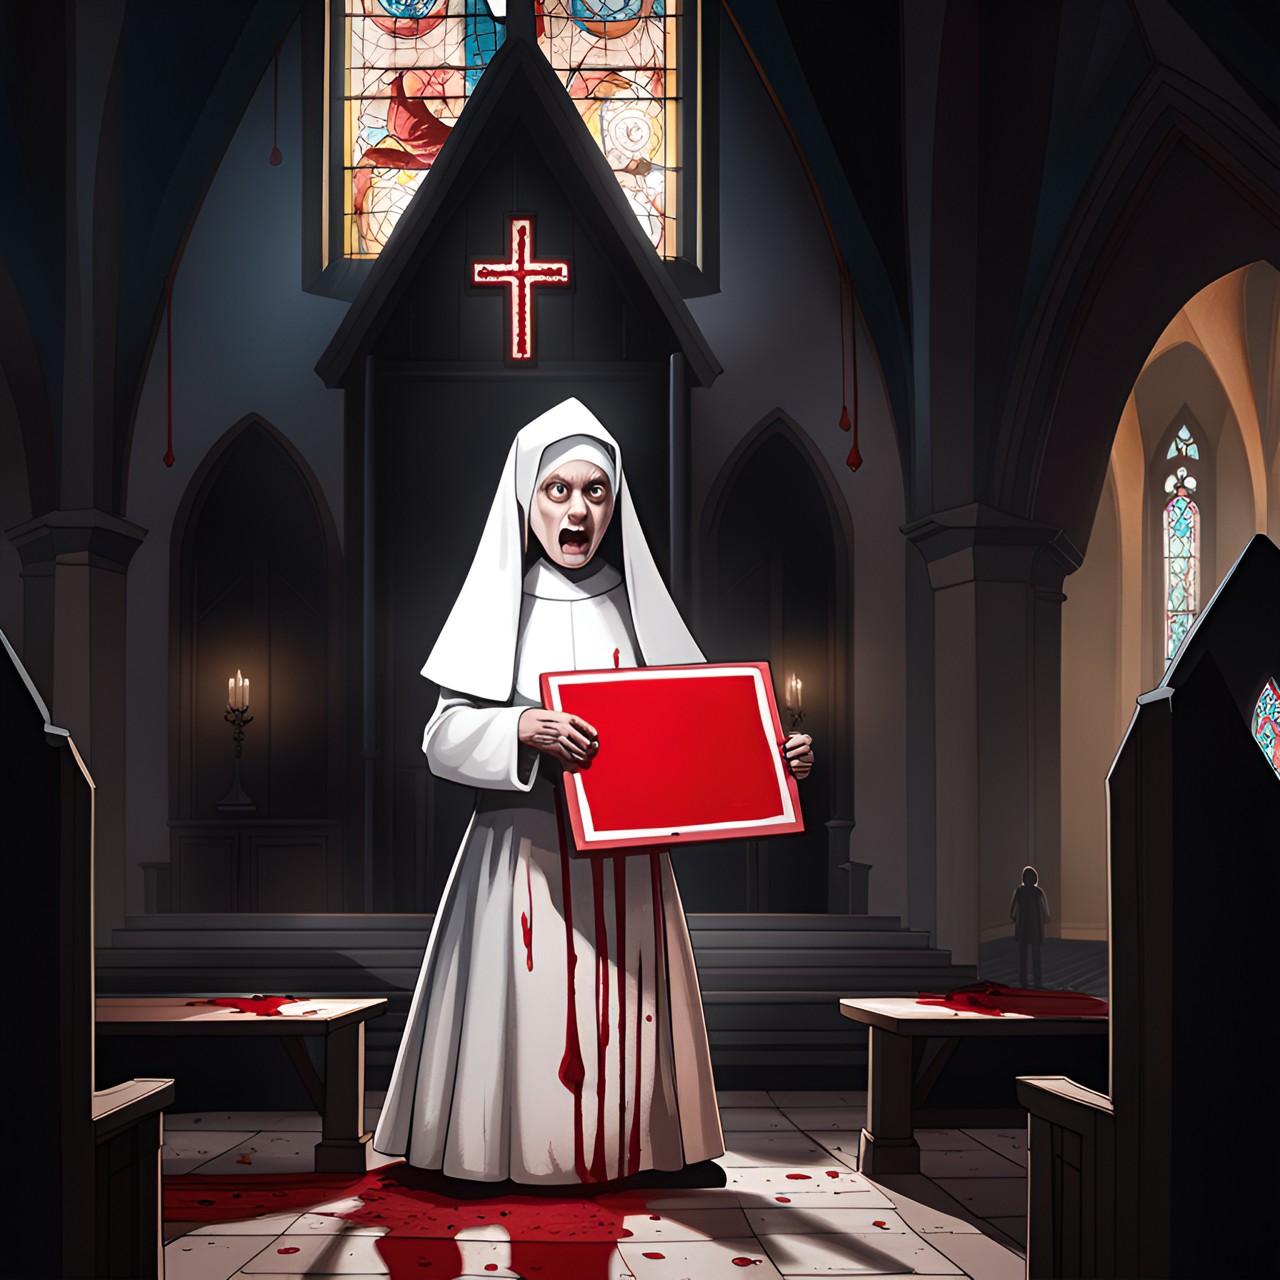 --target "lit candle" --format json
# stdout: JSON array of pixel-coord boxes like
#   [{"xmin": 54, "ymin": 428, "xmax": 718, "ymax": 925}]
[
  {"xmin": 243, "ymin": 676, "xmax": 250, "ymax": 710},
  {"xmin": 227, "ymin": 676, "xmax": 235, "ymax": 708},
  {"xmin": 796, "ymin": 678, "xmax": 802, "ymax": 712}
]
